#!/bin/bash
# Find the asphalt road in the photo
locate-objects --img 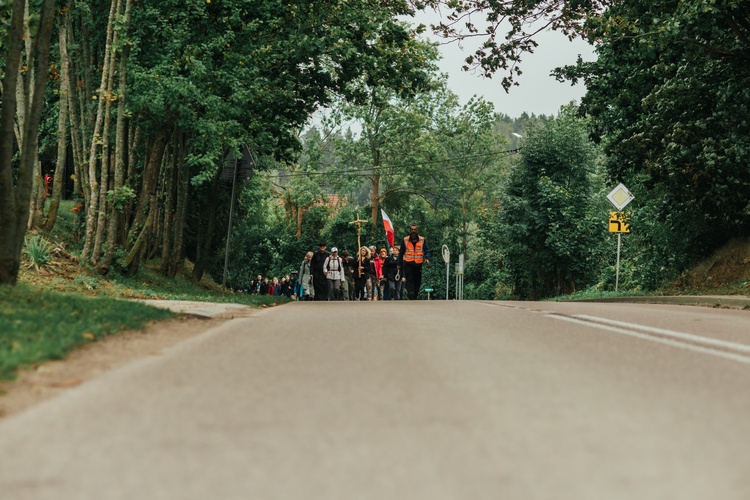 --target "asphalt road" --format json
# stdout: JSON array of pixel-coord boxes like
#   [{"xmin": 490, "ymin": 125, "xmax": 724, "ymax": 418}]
[{"xmin": 2, "ymin": 300, "xmax": 750, "ymax": 499}]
